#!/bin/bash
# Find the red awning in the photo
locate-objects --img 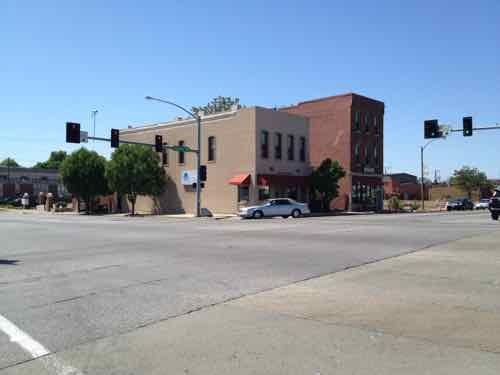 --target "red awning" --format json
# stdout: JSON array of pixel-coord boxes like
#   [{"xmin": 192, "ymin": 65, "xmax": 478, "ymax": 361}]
[
  {"xmin": 257, "ymin": 174, "xmax": 309, "ymax": 186},
  {"xmin": 228, "ymin": 173, "xmax": 251, "ymax": 186}
]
